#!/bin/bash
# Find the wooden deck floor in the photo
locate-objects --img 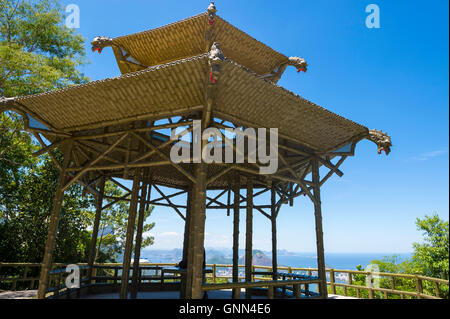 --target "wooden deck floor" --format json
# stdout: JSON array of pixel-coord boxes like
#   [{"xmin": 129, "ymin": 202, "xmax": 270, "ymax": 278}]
[{"xmin": 0, "ymin": 290, "xmax": 356, "ymax": 299}]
